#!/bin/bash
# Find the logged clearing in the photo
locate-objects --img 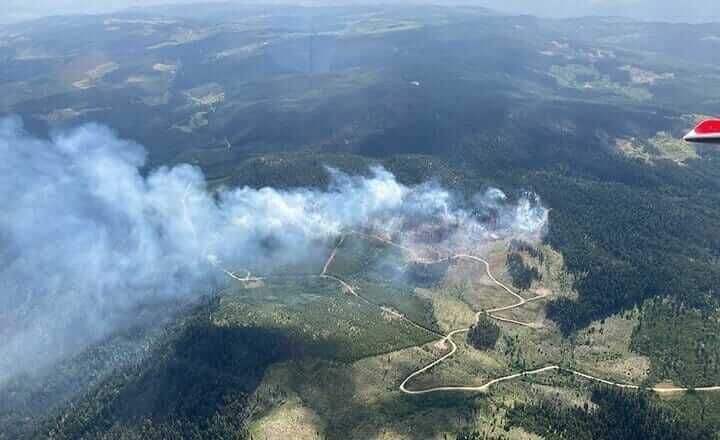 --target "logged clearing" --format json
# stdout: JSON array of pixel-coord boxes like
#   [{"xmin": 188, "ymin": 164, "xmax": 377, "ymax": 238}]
[
  {"xmin": 250, "ymin": 396, "xmax": 326, "ymax": 440},
  {"xmin": 72, "ymin": 62, "xmax": 119, "ymax": 89},
  {"xmin": 615, "ymin": 131, "xmax": 698, "ymax": 165},
  {"xmin": 231, "ymin": 231, "xmax": 720, "ymax": 437},
  {"xmin": 240, "ymin": 236, "xmax": 611, "ymax": 436}
]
